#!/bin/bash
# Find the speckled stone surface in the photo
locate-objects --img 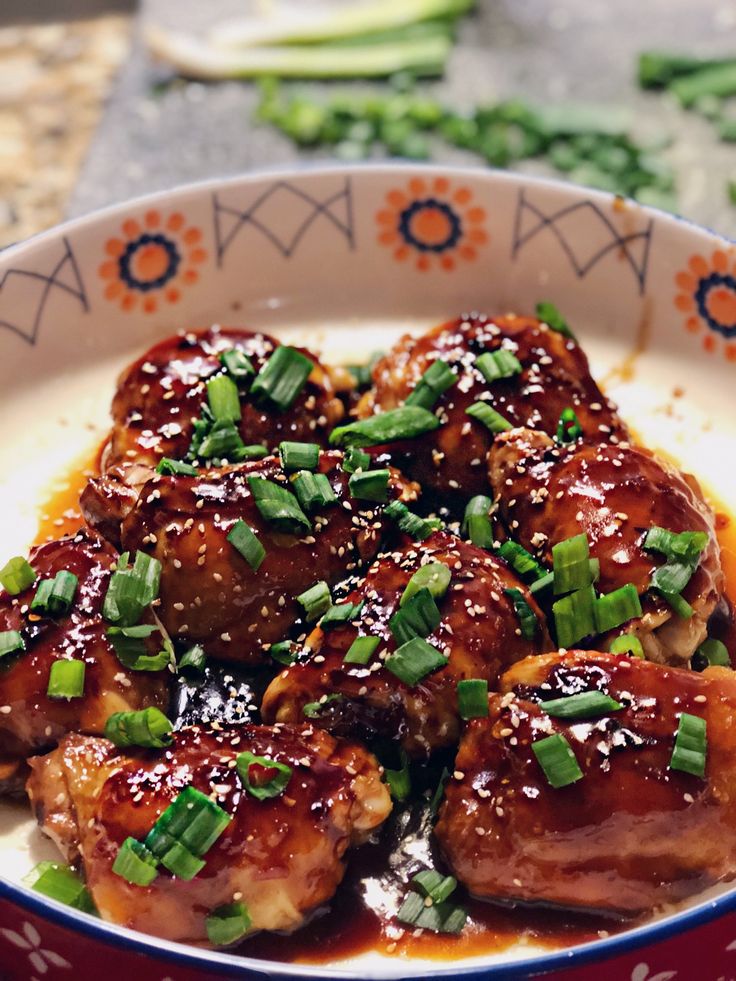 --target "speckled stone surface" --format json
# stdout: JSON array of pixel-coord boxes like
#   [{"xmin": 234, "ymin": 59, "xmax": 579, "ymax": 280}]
[{"xmin": 58, "ymin": 0, "xmax": 736, "ymax": 239}]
